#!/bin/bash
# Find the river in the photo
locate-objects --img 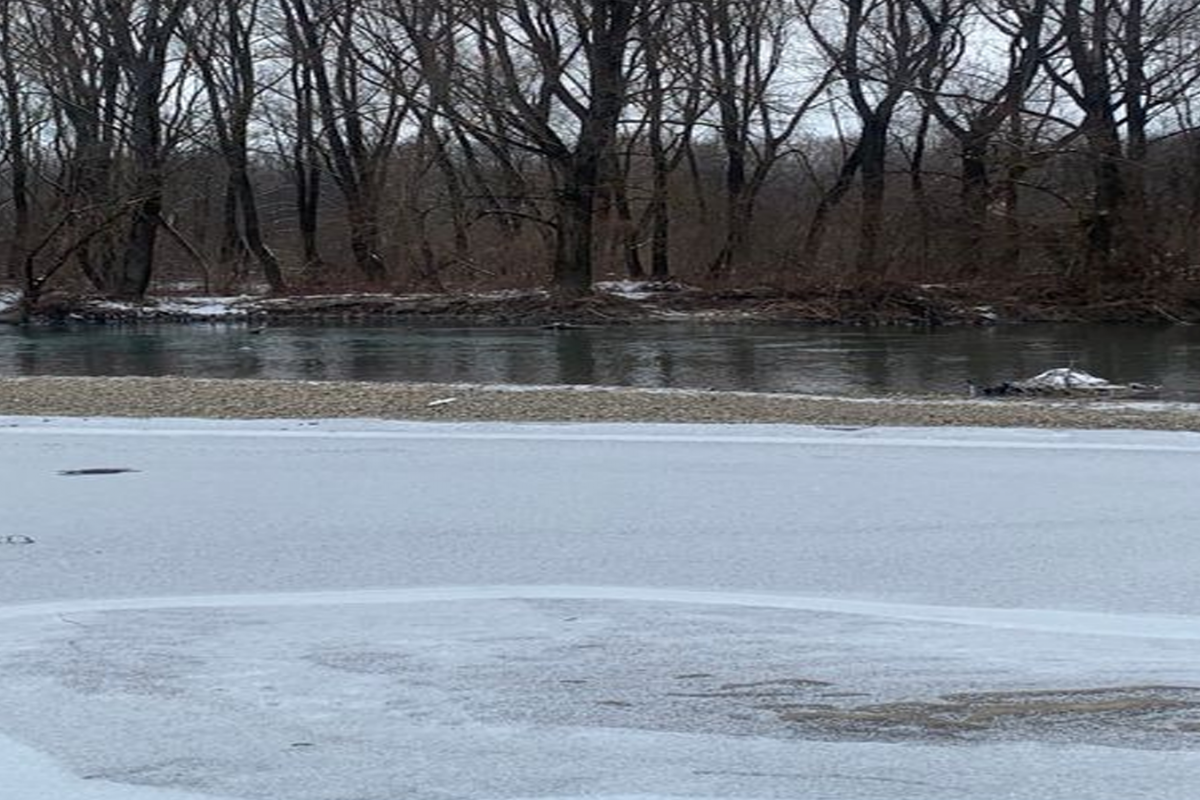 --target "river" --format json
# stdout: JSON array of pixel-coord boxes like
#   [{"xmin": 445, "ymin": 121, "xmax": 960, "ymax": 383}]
[{"xmin": 2, "ymin": 321, "xmax": 1199, "ymax": 399}]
